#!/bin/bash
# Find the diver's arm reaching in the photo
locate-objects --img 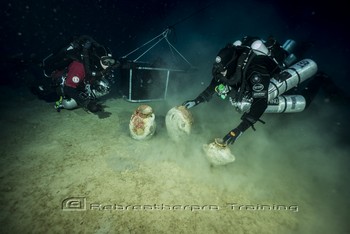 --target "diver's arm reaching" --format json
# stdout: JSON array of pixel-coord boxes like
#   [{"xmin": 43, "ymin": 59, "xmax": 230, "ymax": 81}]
[
  {"xmin": 182, "ymin": 77, "xmax": 220, "ymax": 109},
  {"xmin": 223, "ymin": 70, "xmax": 270, "ymax": 145},
  {"xmin": 222, "ymin": 111, "xmax": 266, "ymax": 145}
]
